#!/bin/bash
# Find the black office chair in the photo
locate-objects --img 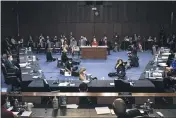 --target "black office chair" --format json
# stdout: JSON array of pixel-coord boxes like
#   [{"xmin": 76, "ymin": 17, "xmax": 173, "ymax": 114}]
[{"xmin": 1, "ymin": 63, "xmax": 20, "ymax": 91}]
